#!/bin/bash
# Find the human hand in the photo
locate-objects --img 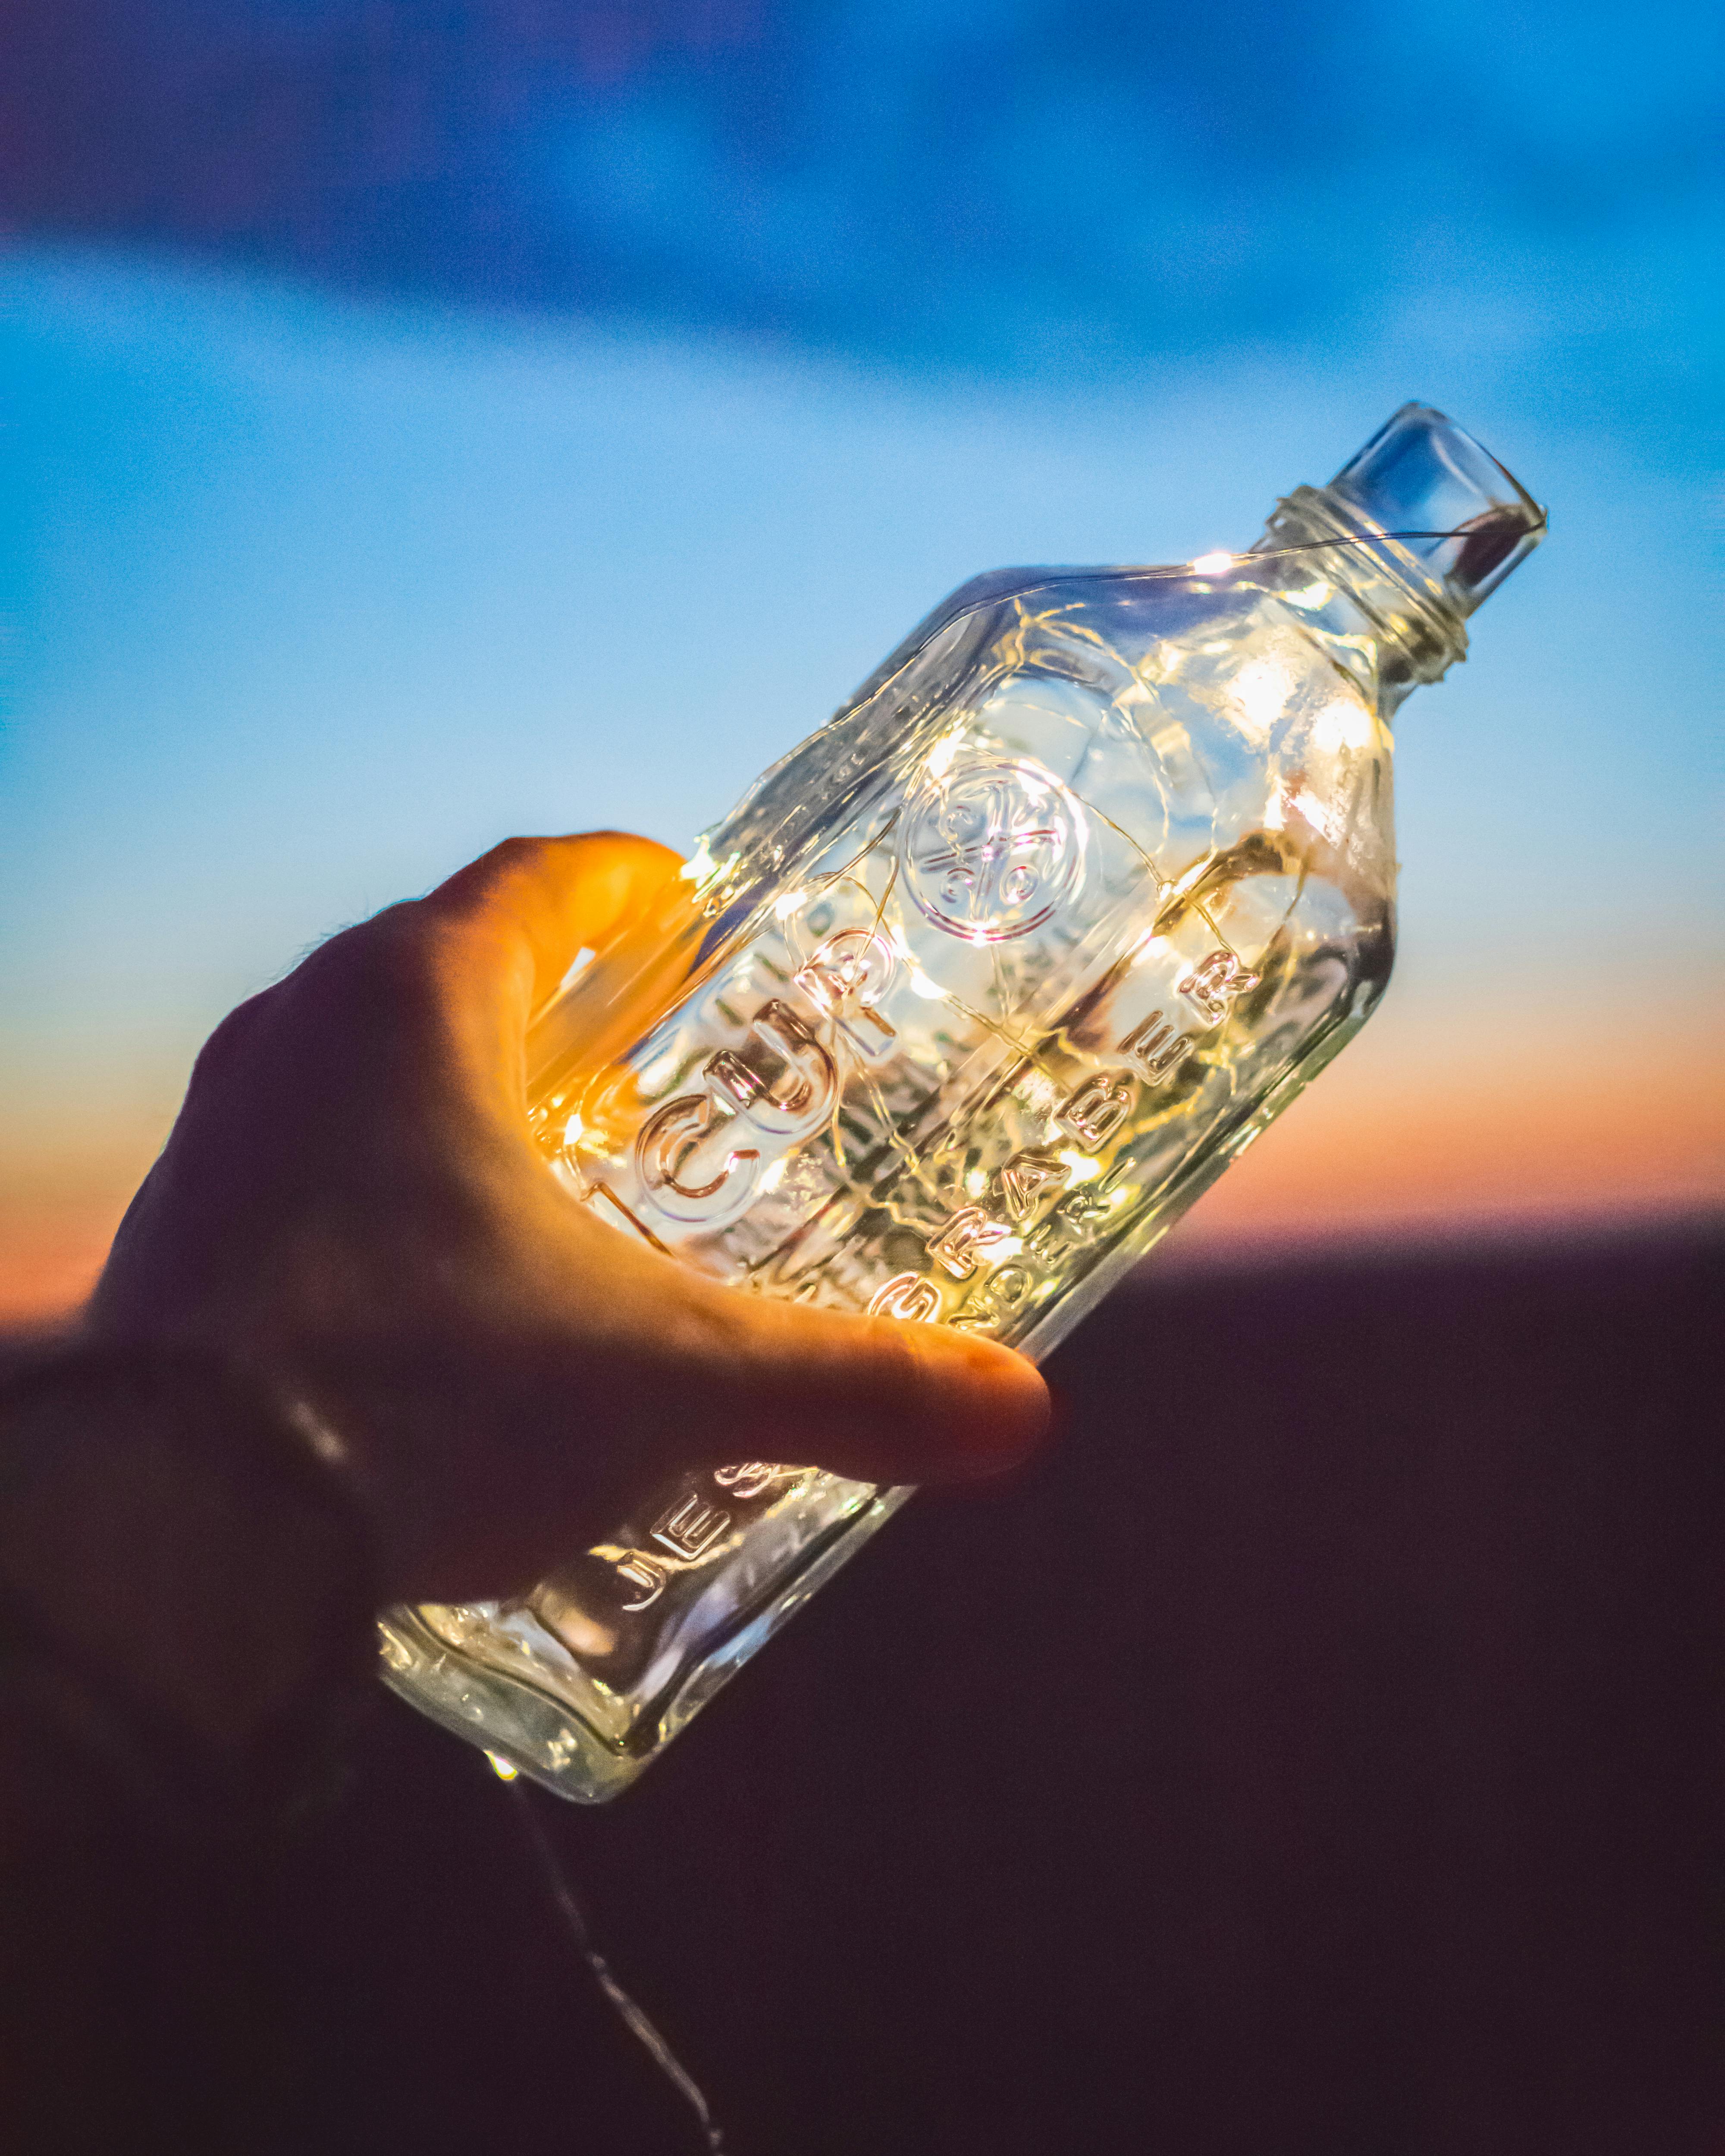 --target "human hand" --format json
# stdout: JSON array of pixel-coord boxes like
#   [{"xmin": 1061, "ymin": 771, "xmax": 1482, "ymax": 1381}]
[{"xmin": 88, "ymin": 835, "xmax": 1050, "ymax": 1604}]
